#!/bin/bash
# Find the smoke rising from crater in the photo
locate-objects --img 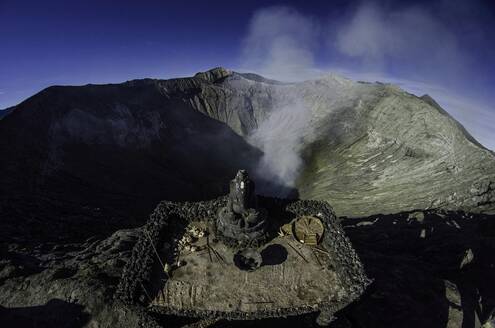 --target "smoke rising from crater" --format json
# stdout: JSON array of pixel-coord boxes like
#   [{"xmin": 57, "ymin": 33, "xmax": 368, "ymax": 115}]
[
  {"xmin": 241, "ymin": 4, "xmax": 494, "ymax": 195},
  {"xmin": 240, "ymin": 7, "xmax": 319, "ymax": 195},
  {"xmin": 248, "ymin": 97, "xmax": 313, "ymax": 195}
]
